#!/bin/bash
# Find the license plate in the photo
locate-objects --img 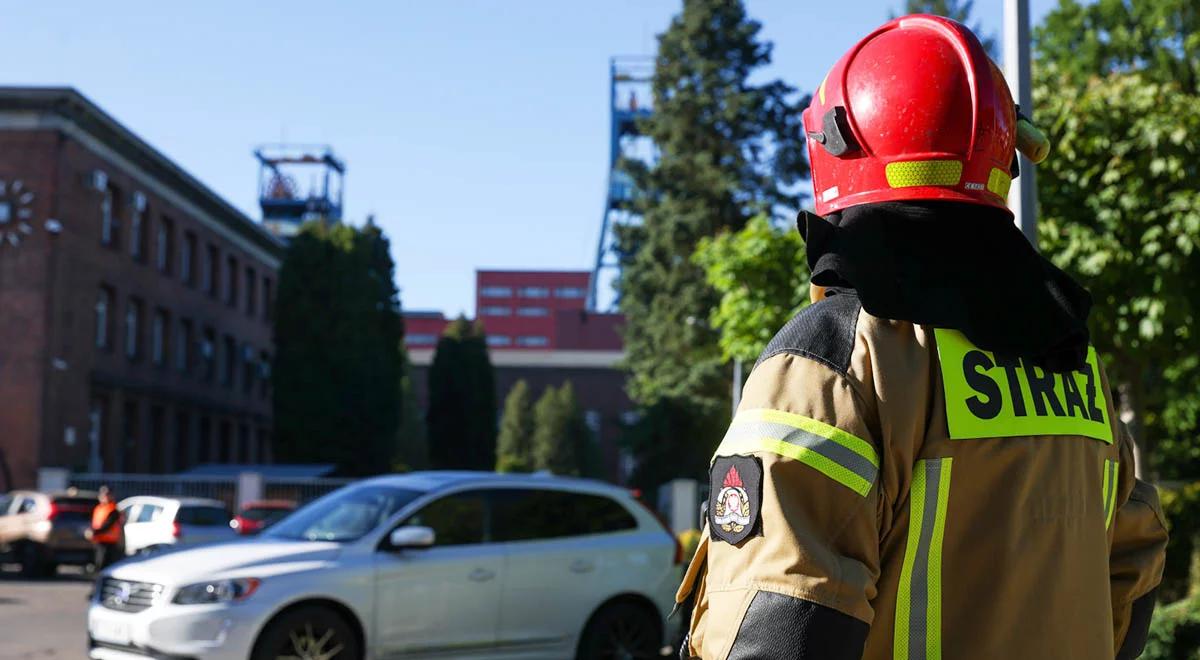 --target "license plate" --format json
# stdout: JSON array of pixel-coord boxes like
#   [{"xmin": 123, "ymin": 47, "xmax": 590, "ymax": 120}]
[{"xmin": 90, "ymin": 615, "xmax": 132, "ymax": 645}]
